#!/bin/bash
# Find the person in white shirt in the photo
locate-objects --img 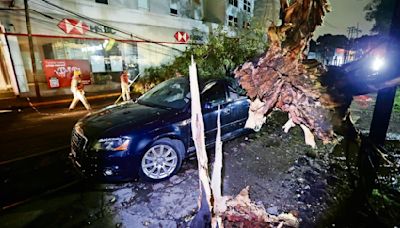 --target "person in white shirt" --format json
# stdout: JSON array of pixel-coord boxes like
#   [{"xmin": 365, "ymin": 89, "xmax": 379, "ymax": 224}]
[
  {"xmin": 120, "ymin": 70, "xmax": 132, "ymax": 101},
  {"xmin": 69, "ymin": 70, "xmax": 91, "ymax": 111}
]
